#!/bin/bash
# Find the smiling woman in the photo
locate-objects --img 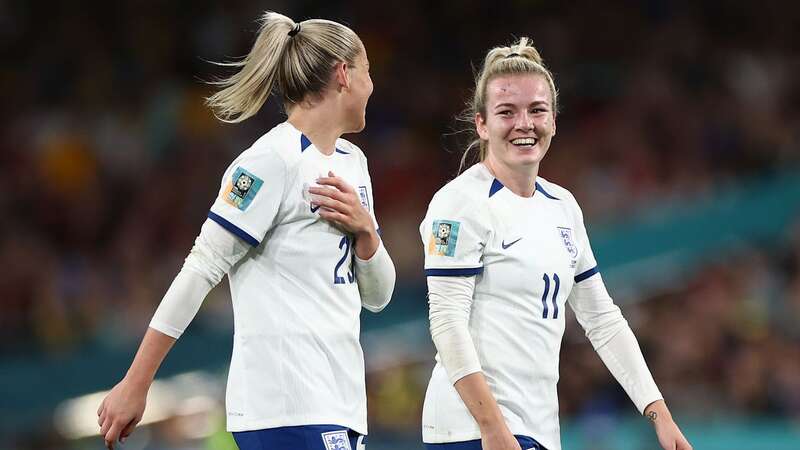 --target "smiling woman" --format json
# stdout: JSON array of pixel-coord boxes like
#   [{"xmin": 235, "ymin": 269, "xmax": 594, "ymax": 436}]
[
  {"xmin": 419, "ymin": 38, "xmax": 693, "ymax": 450},
  {"xmin": 458, "ymin": 38, "xmax": 558, "ymax": 177}
]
